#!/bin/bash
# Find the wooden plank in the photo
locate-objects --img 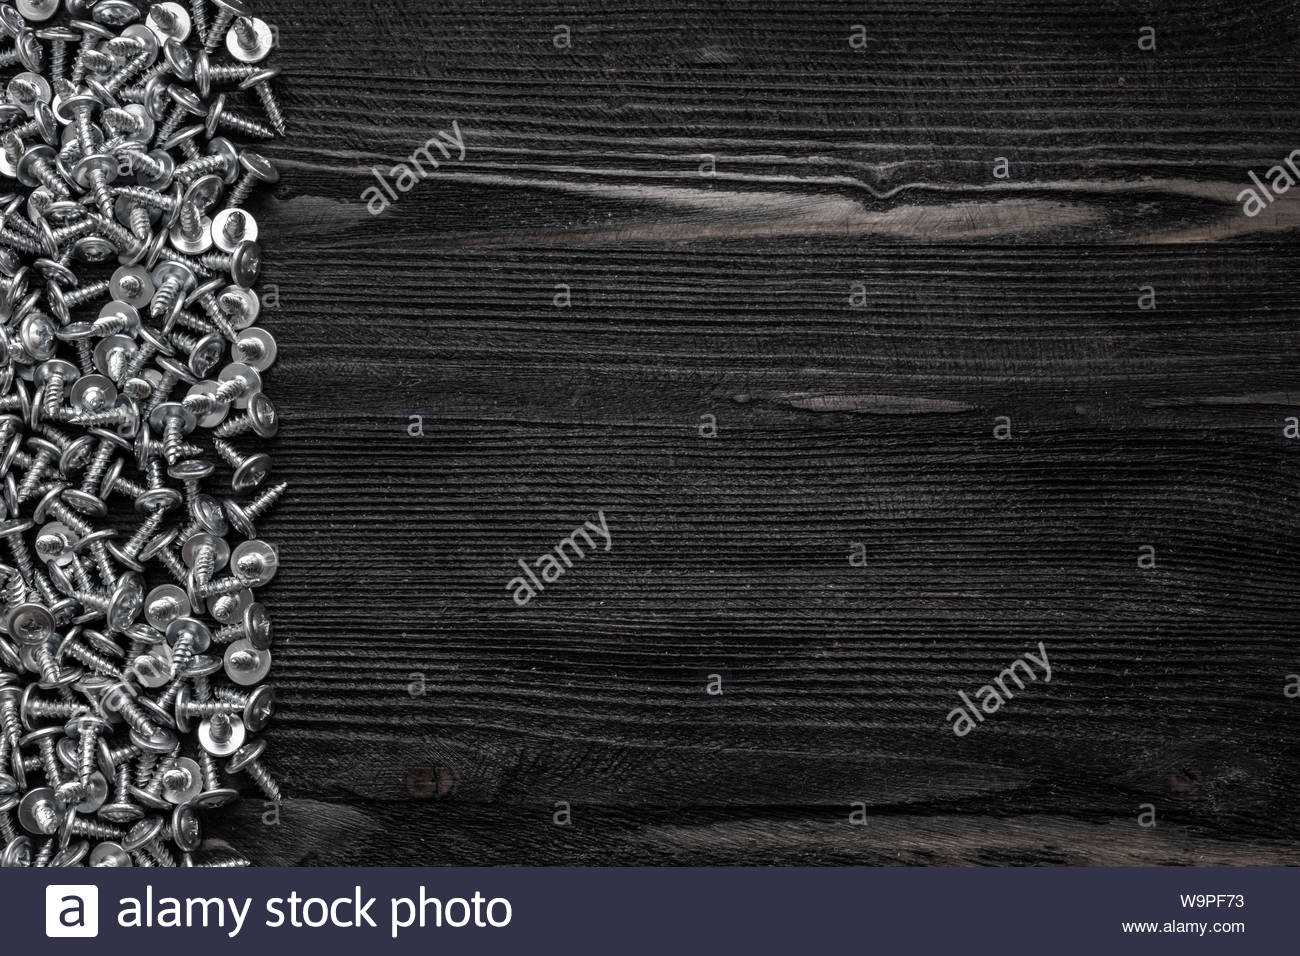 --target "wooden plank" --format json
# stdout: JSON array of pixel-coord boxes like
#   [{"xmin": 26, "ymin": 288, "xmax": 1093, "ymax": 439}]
[{"xmin": 244, "ymin": 0, "xmax": 1300, "ymax": 864}]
